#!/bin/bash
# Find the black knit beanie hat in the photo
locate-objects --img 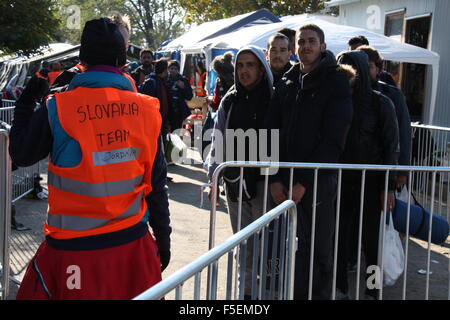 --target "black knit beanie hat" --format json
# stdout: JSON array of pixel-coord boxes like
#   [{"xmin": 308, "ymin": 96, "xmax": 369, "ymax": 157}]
[{"xmin": 79, "ymin": 18, "xmax": 127, "ymax": 67}]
